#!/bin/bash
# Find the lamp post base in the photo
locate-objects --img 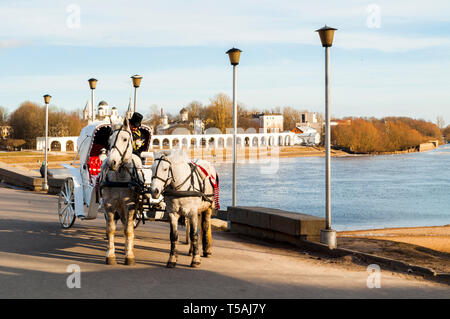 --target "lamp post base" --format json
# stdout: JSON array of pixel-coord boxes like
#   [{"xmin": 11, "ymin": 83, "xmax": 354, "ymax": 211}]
[
  {"xmin": 320, "ymin": 229, "xmax": 337, "ymax": 249},
  {"xmin": 42, "ymin": 182, "xmax": 48, "ymax": 191}
]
